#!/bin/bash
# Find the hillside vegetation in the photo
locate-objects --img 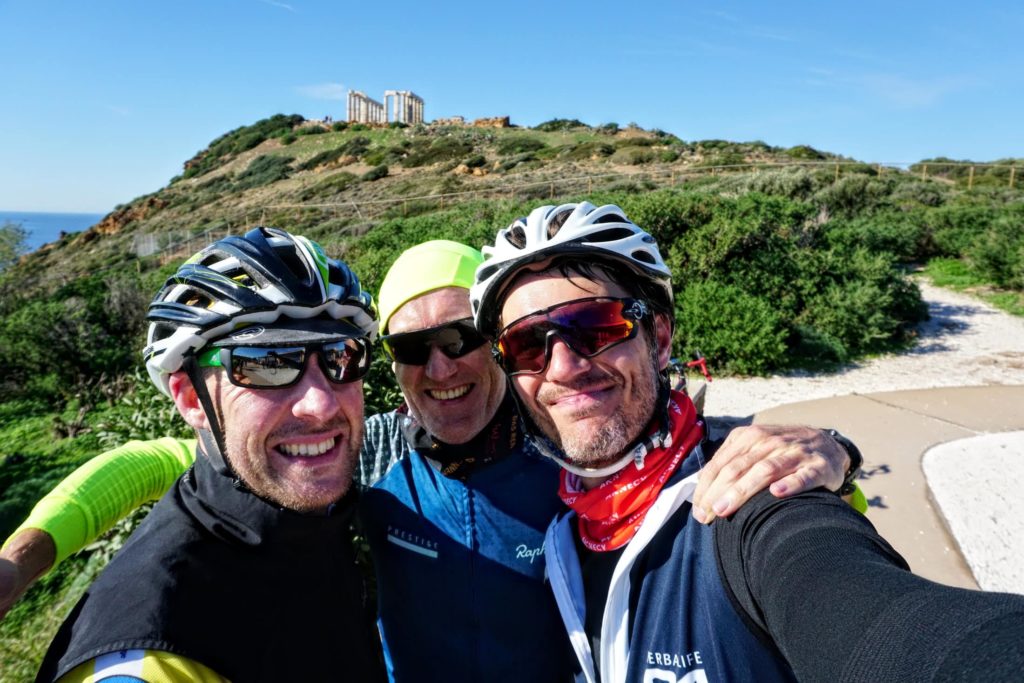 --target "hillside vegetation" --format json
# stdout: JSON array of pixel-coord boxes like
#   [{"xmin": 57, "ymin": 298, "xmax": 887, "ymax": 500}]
[{"xmin": 1, "ymin": 115, "xmax": 1022, "ymax": 680}]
